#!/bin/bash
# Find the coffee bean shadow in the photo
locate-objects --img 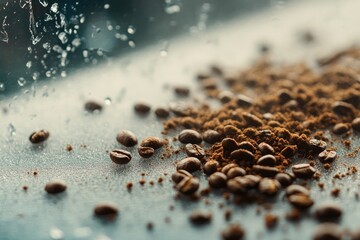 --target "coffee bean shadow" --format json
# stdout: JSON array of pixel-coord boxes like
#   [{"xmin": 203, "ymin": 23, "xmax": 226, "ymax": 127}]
[
  {"xmin": 30, "ymin": 143, "xmax": 48, "ymax": 153},
  {"xmin": 109, "ymin": 164, "xmax": 132, "ymax": 175},
  {"xmin": 93, "ymin": 215, "xmax": 121, "ymax": 226},
  {"xmin": 44, "ymin": 192, "xmax": 68, "ymax": 203}
]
